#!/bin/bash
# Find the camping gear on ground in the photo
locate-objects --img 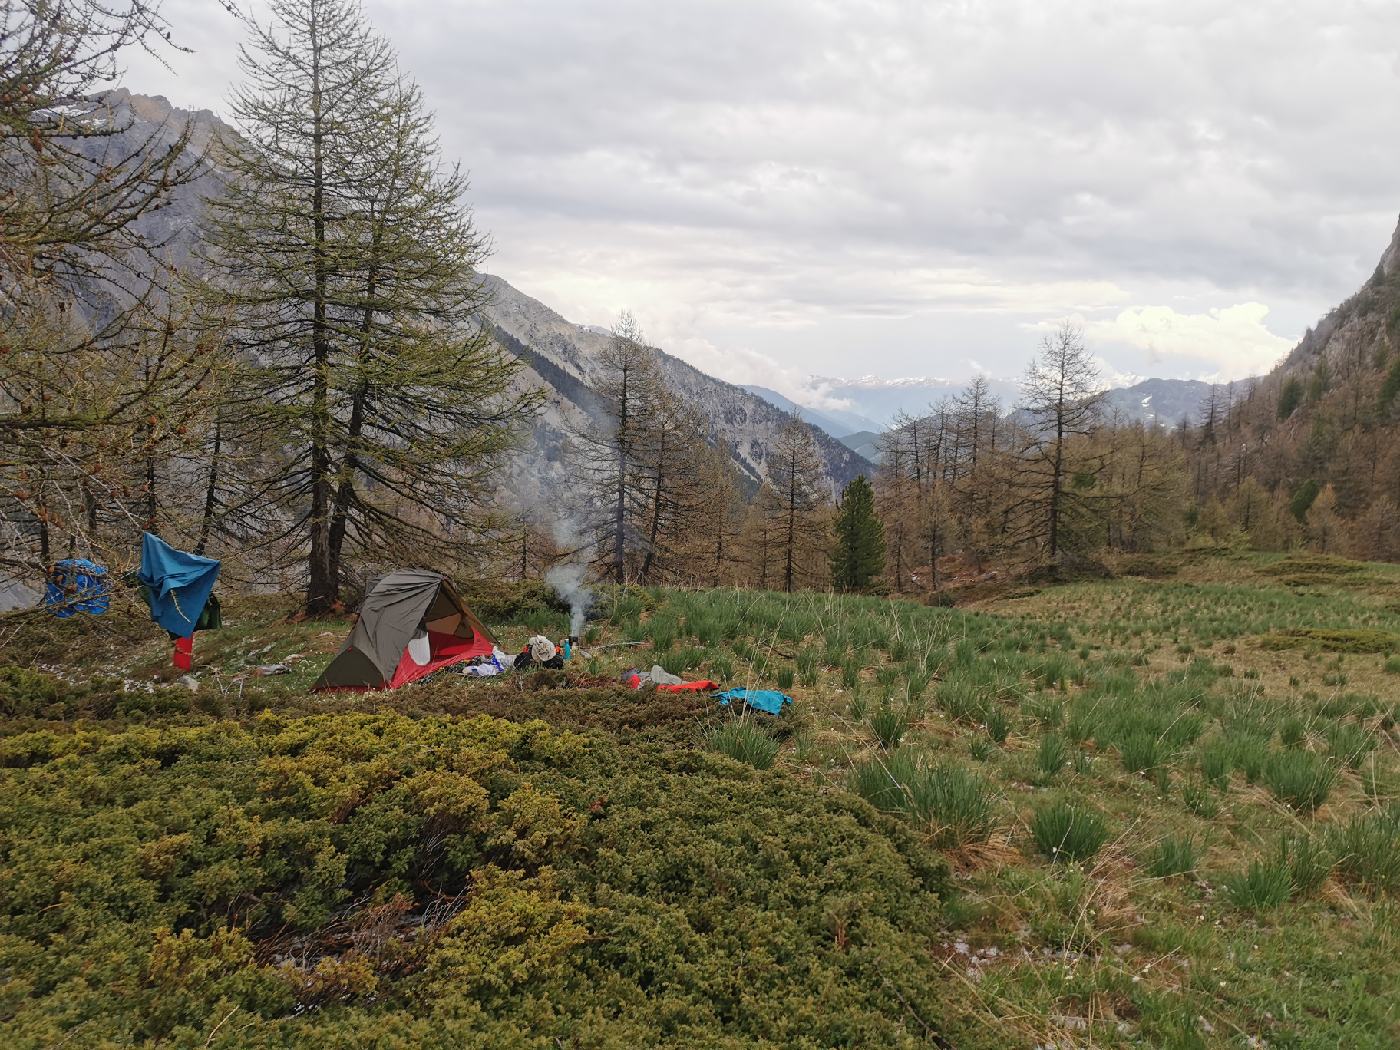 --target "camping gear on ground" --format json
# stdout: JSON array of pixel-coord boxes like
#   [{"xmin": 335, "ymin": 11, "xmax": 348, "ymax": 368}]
[
  {"xmin": 314, "ymin": 570, "xmax": 495, "ymax": 690},
  {"xmin": 456, "ymin": 647, "xmax": 513, "ymax": 677},
  {"xmin": 657, "ymin": 679, "xmax": 718, "ymax": 693},
  {"xmin": 624, "ymin": 664, "xmax": 683, "ymax": 688},
  {"xmin": 515, "ymin": 635, "xmax": 564, "ymax": 670},
  {"xmin": 623, "ymin": 666, "xmax": 717, "ymax": 692},
  {"xmin": 714, "ymin": 688, "xmax": 793, "ymax": 715},
  {"xmin": 43, "ymin": 559, "xmax": 110, "ymax": 617}
]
